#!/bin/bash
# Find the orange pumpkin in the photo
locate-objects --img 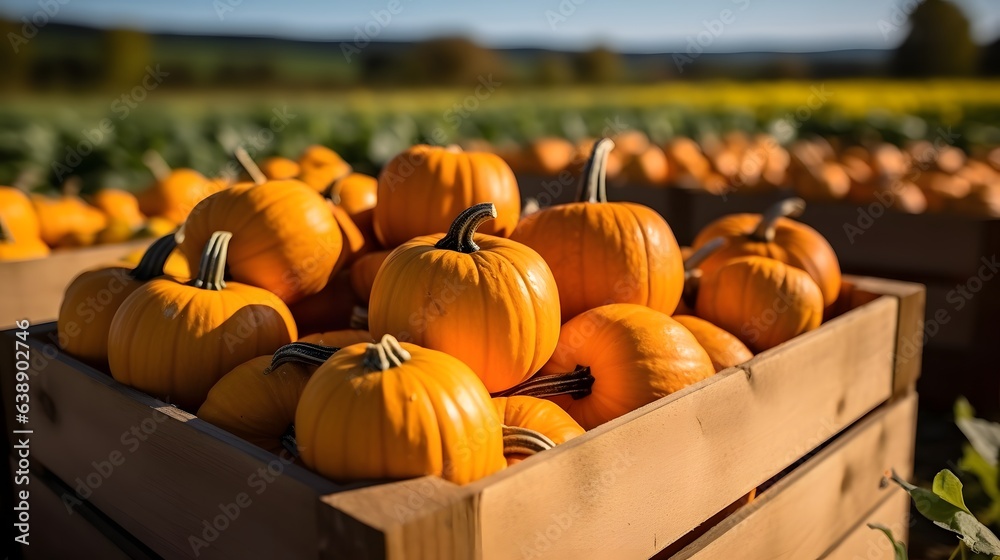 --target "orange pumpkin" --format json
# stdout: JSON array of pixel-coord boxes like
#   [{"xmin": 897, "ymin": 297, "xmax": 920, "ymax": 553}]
[
  {"xmin": 109, "ymin": 231, "xmax": 297, "ymax": 410},
  {"xmin": 58, "ymin": 234, "xmax": 178, "ymax": 368},
  {"xmin": 178, "ymin": 179, "xmax": 342, "ymax": 304},
  {"xmin": 137, "ymin": 168, "xmax": 223, "ymax": 224},
  {"xmin": 260, "ymin": 157, "xmax": 301, "ymax": 180},
  {"xmin": 121, "ymin": 242, "xmax": 190, "ymax": 279},
  {"xmin": 622, "ymin": 144, "xmax": 669, "ymax": 186},
  {"xmin": 521, "ymin": 137, "xmax": 575, "ymax": 176},
  {"xmin": 328, "ymin": 172, "xmax": 378, "ymax": 241},
  {"xmin": 492, "ymin": 396, "xmax": 585, "ymax": 465},
  {"xmin": 0, "ymin": 186, "xmax": 41, "ymax": 241},
  {"xmin": 696, "ymin": 256, "xmax": 823, "ymax": 352},
  {"xmin": 31, "ymin": 185, "xmax": 108, "ymax": 248},
  {"xmin": 288, "ymin": 269, "xmax": 358, "ymax": 337},
  {"xmin": 297, "ymin": 145, "xmax": 352, "ymax": 192},
  {"xmin": 298, "ymin": 329, "xmax": 372, "ymax": 347},
  {"xmin": 500, "ymin": 304, "xmax": 715, "ymax": 430},
  {"xmin": 692, "ymin": 197, "xmax": 841, "ymax": 308},
  {"xmin": 369, "ymin": 203, "xmax": 560, "ymax": 393},
  {"xmin": 330, "ymin": 203, "xmax": 368, "ymax": 272},
  {"xmin": 672, "ymin": 315, "xmax": 753, "ymax": 372},
  {"xmin": 295, "ymin": 334, "xmax": 506, "ymax": 484},
  {"xmin": 91, "ymin": 188, "xmax": 145, "ymax": 229},
  {"xmin": 675, "ymin": 237, "xmax": 726, "ymax": 316},
  {"xmin": 511, "ymin": 138, "xmax": 685, "ymax": 321},
  {"xmin": 197, "ymin": 342, "xmax": 337, "ymax": 455},
  {"xmin": 349, "ymin": 249, "xmax": 390, "ymax": 304},
  {"xmin": 374, "ymin": 145, "xmax": 520, "ymax": 248},
  {"xmin": 0, "ymin": 215, "xmax": 49, "ymax": 261}
]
